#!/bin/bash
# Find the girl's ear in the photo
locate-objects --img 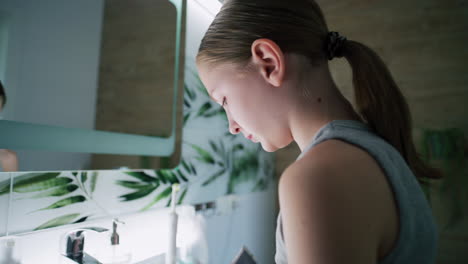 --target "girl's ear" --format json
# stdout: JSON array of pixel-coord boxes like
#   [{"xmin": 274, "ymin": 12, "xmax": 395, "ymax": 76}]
[{"xmin": 250, "ymin": 38, "xmax": 285, "ymax": 87}]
